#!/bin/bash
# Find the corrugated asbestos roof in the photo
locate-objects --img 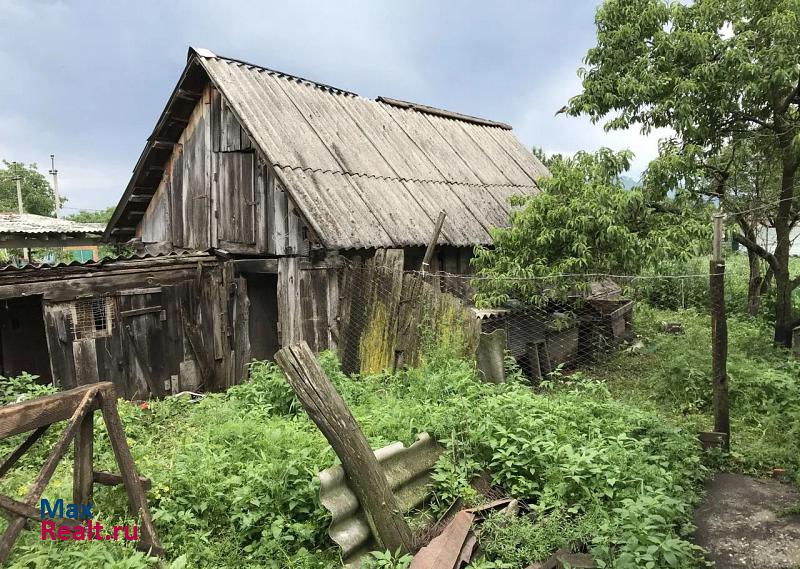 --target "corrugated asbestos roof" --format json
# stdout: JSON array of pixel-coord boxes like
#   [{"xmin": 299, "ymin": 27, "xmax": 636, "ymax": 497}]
[
  {"xmin": 0, "ymin": 249, "xmax": 213, "ymax": 273},
  {"xmin": 0, "ymin": 213, "xmax": 105, "ymax": 236},
  {"xmin": 107, "ymin": 48, "xmax": 549, "ymax": 249}
]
